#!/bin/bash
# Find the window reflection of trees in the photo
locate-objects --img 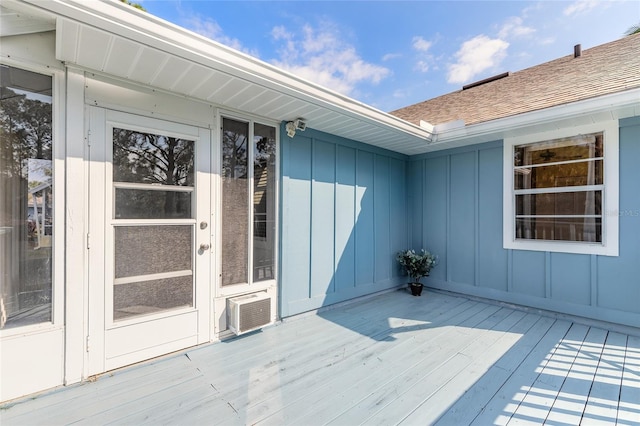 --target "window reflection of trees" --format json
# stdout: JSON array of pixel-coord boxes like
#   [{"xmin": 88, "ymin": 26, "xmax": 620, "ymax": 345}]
[
  {"xmin": 112, "ymin": 129, "xmax": 194, "ymax": 218},
  {"xmin": 0, "ymin": 66, "xmax": 53, "ymax": 329}
]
